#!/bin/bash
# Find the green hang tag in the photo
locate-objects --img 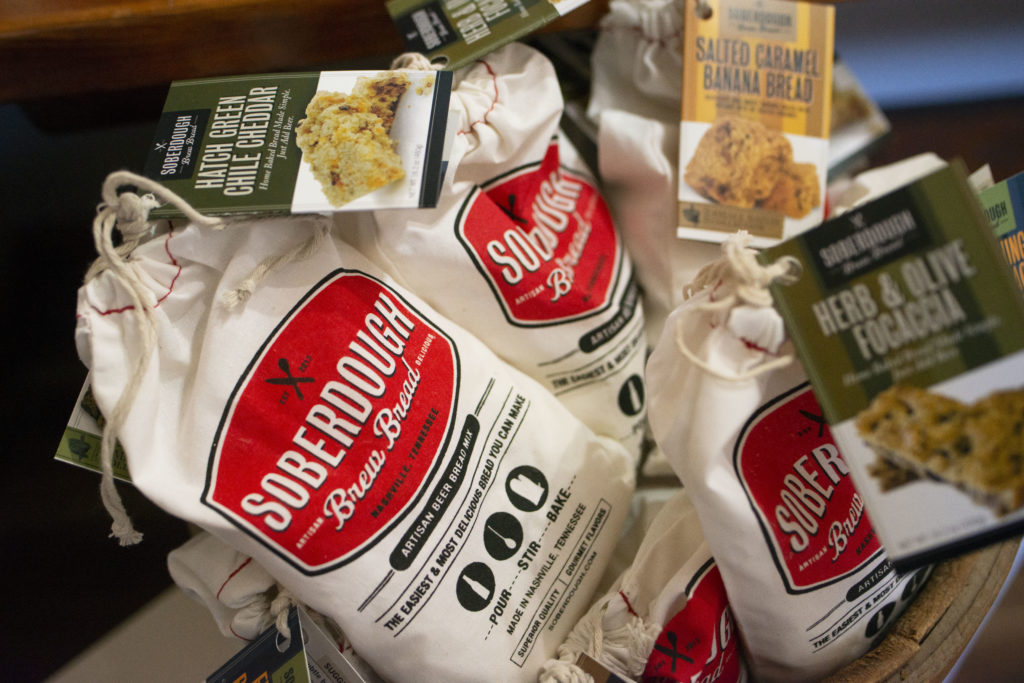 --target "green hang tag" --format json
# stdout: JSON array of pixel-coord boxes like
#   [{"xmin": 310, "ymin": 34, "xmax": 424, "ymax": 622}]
[
  {"xmin": 387, "ymin": 0, "xmax": 593, "ymax": 71},
  {"xmin": 143, "ymin": 69, "xmax": 453, "ymax": 217},
  {"xmin": 761, "ymin": 161, "xmax": 1024, "ymax": 570}
]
